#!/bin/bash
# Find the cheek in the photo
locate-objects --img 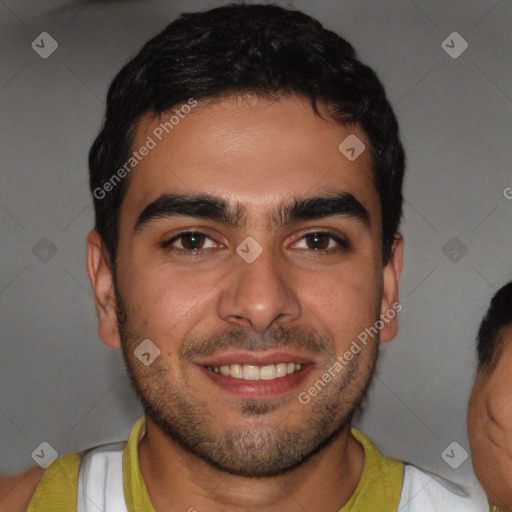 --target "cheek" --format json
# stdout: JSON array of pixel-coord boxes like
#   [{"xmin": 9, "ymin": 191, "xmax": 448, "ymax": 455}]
[
  {"xmin": 468, "ymin": 397, "xmax": 512, "ymax": 508},
  {"xmin": 474, "ymin": 446, "xmax": 512, "ymax": 509},
  {"xmin": 121, "ymin": 263, "xmax": 214, "ymax": 335},
  {"xmin": 298, "ymin": 263, "xmax": 379, "ymax": 338}
]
